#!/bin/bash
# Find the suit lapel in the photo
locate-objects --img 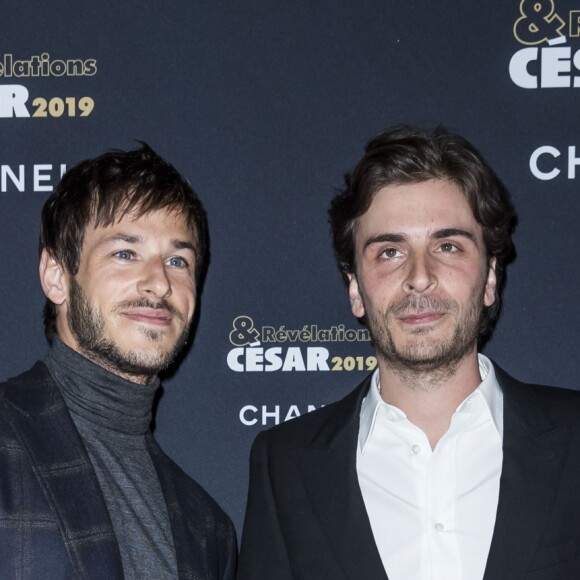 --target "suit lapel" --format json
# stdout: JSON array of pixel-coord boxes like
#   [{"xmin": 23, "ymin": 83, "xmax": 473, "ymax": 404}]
[
  {"xmin": 299, "ymin": 367, "xmax": 570, "ymax": 580},
  {"xmin": 3, "ymin": 363, "xmax": 123, "ymax": 580},
  {"xmin": 299, "ymin": 376, "xmax": 389, "ymax": 580},
  {"xmin": 484, "ymin": 367, "xmax": 568, "ymax": 580}
]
